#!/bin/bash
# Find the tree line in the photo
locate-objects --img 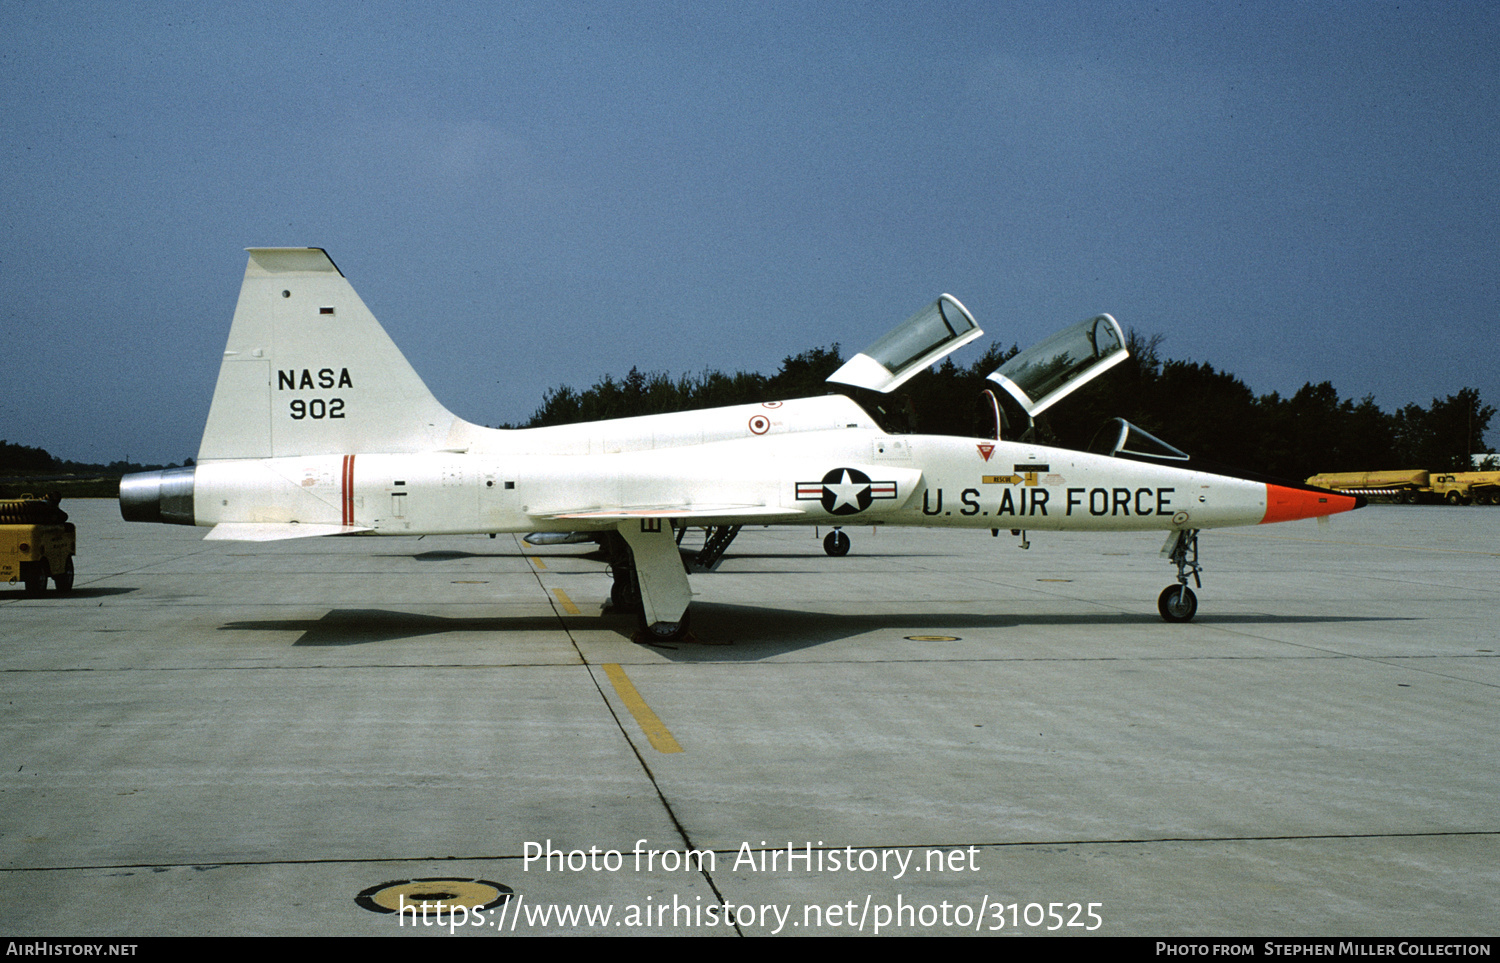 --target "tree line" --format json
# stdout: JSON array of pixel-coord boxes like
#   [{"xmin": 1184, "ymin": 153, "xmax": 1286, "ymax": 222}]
[
  {"xmin": 0, "ymin": 440, "xmax": 185, "ymax": 479},
  {"xmin": 515, "ymin": 331, "xmax": 1494, "ymax": 481}
]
